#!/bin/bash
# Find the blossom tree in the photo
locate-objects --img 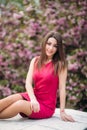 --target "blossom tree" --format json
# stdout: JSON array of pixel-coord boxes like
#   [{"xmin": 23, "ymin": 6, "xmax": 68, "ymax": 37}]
[{"xmin": 0, "ymin": 0, "xmax": 87, "ymax": 111}]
